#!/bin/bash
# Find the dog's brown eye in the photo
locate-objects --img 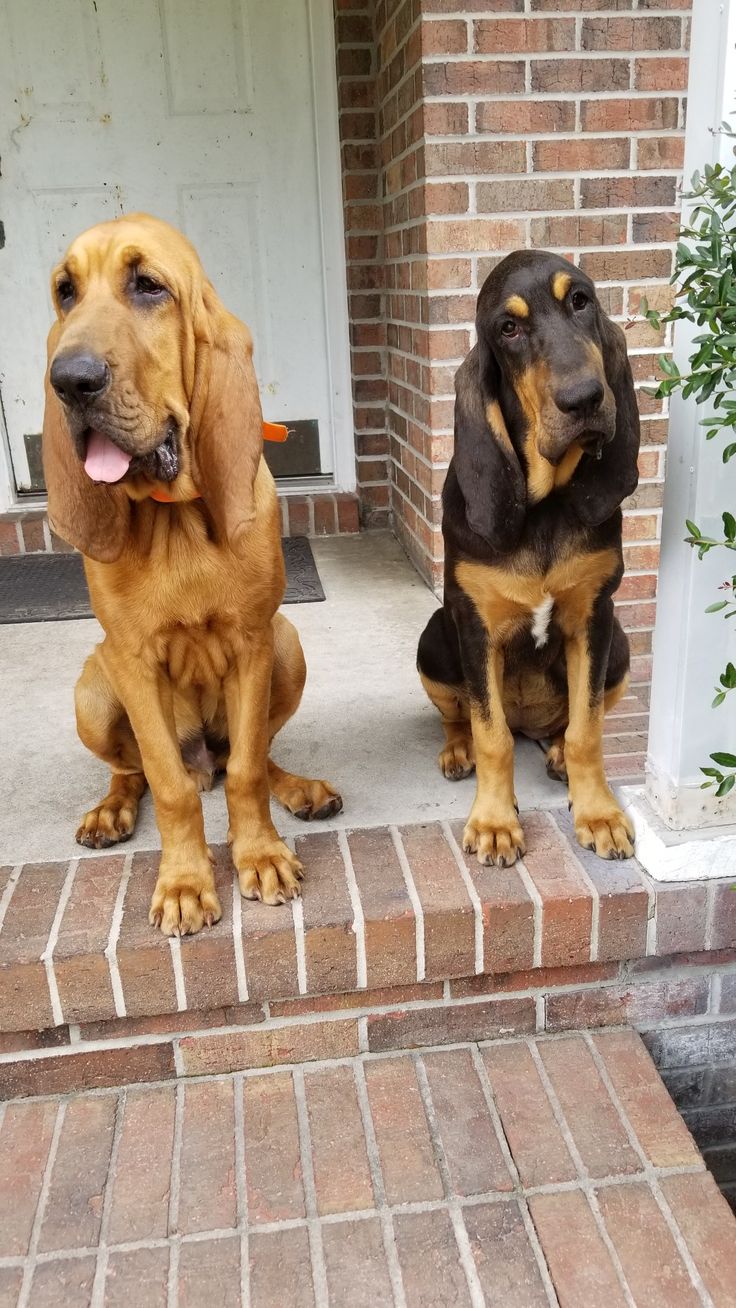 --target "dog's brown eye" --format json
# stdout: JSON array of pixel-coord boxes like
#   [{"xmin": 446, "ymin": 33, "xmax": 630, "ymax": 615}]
[
  {"xmin": 133, "ymin": 273, "xmax": 168, "ymax": 298},
  {"xmin": 500, "ymin": 319, "xmax": 519, "ymax": 338},
  {"xmin": 57, "ymin": 279, "xmax": 75, "ymax": 307},
  {"xmin": 571, "ymin": 291, "xmax": 589, "ymax": 311}
]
